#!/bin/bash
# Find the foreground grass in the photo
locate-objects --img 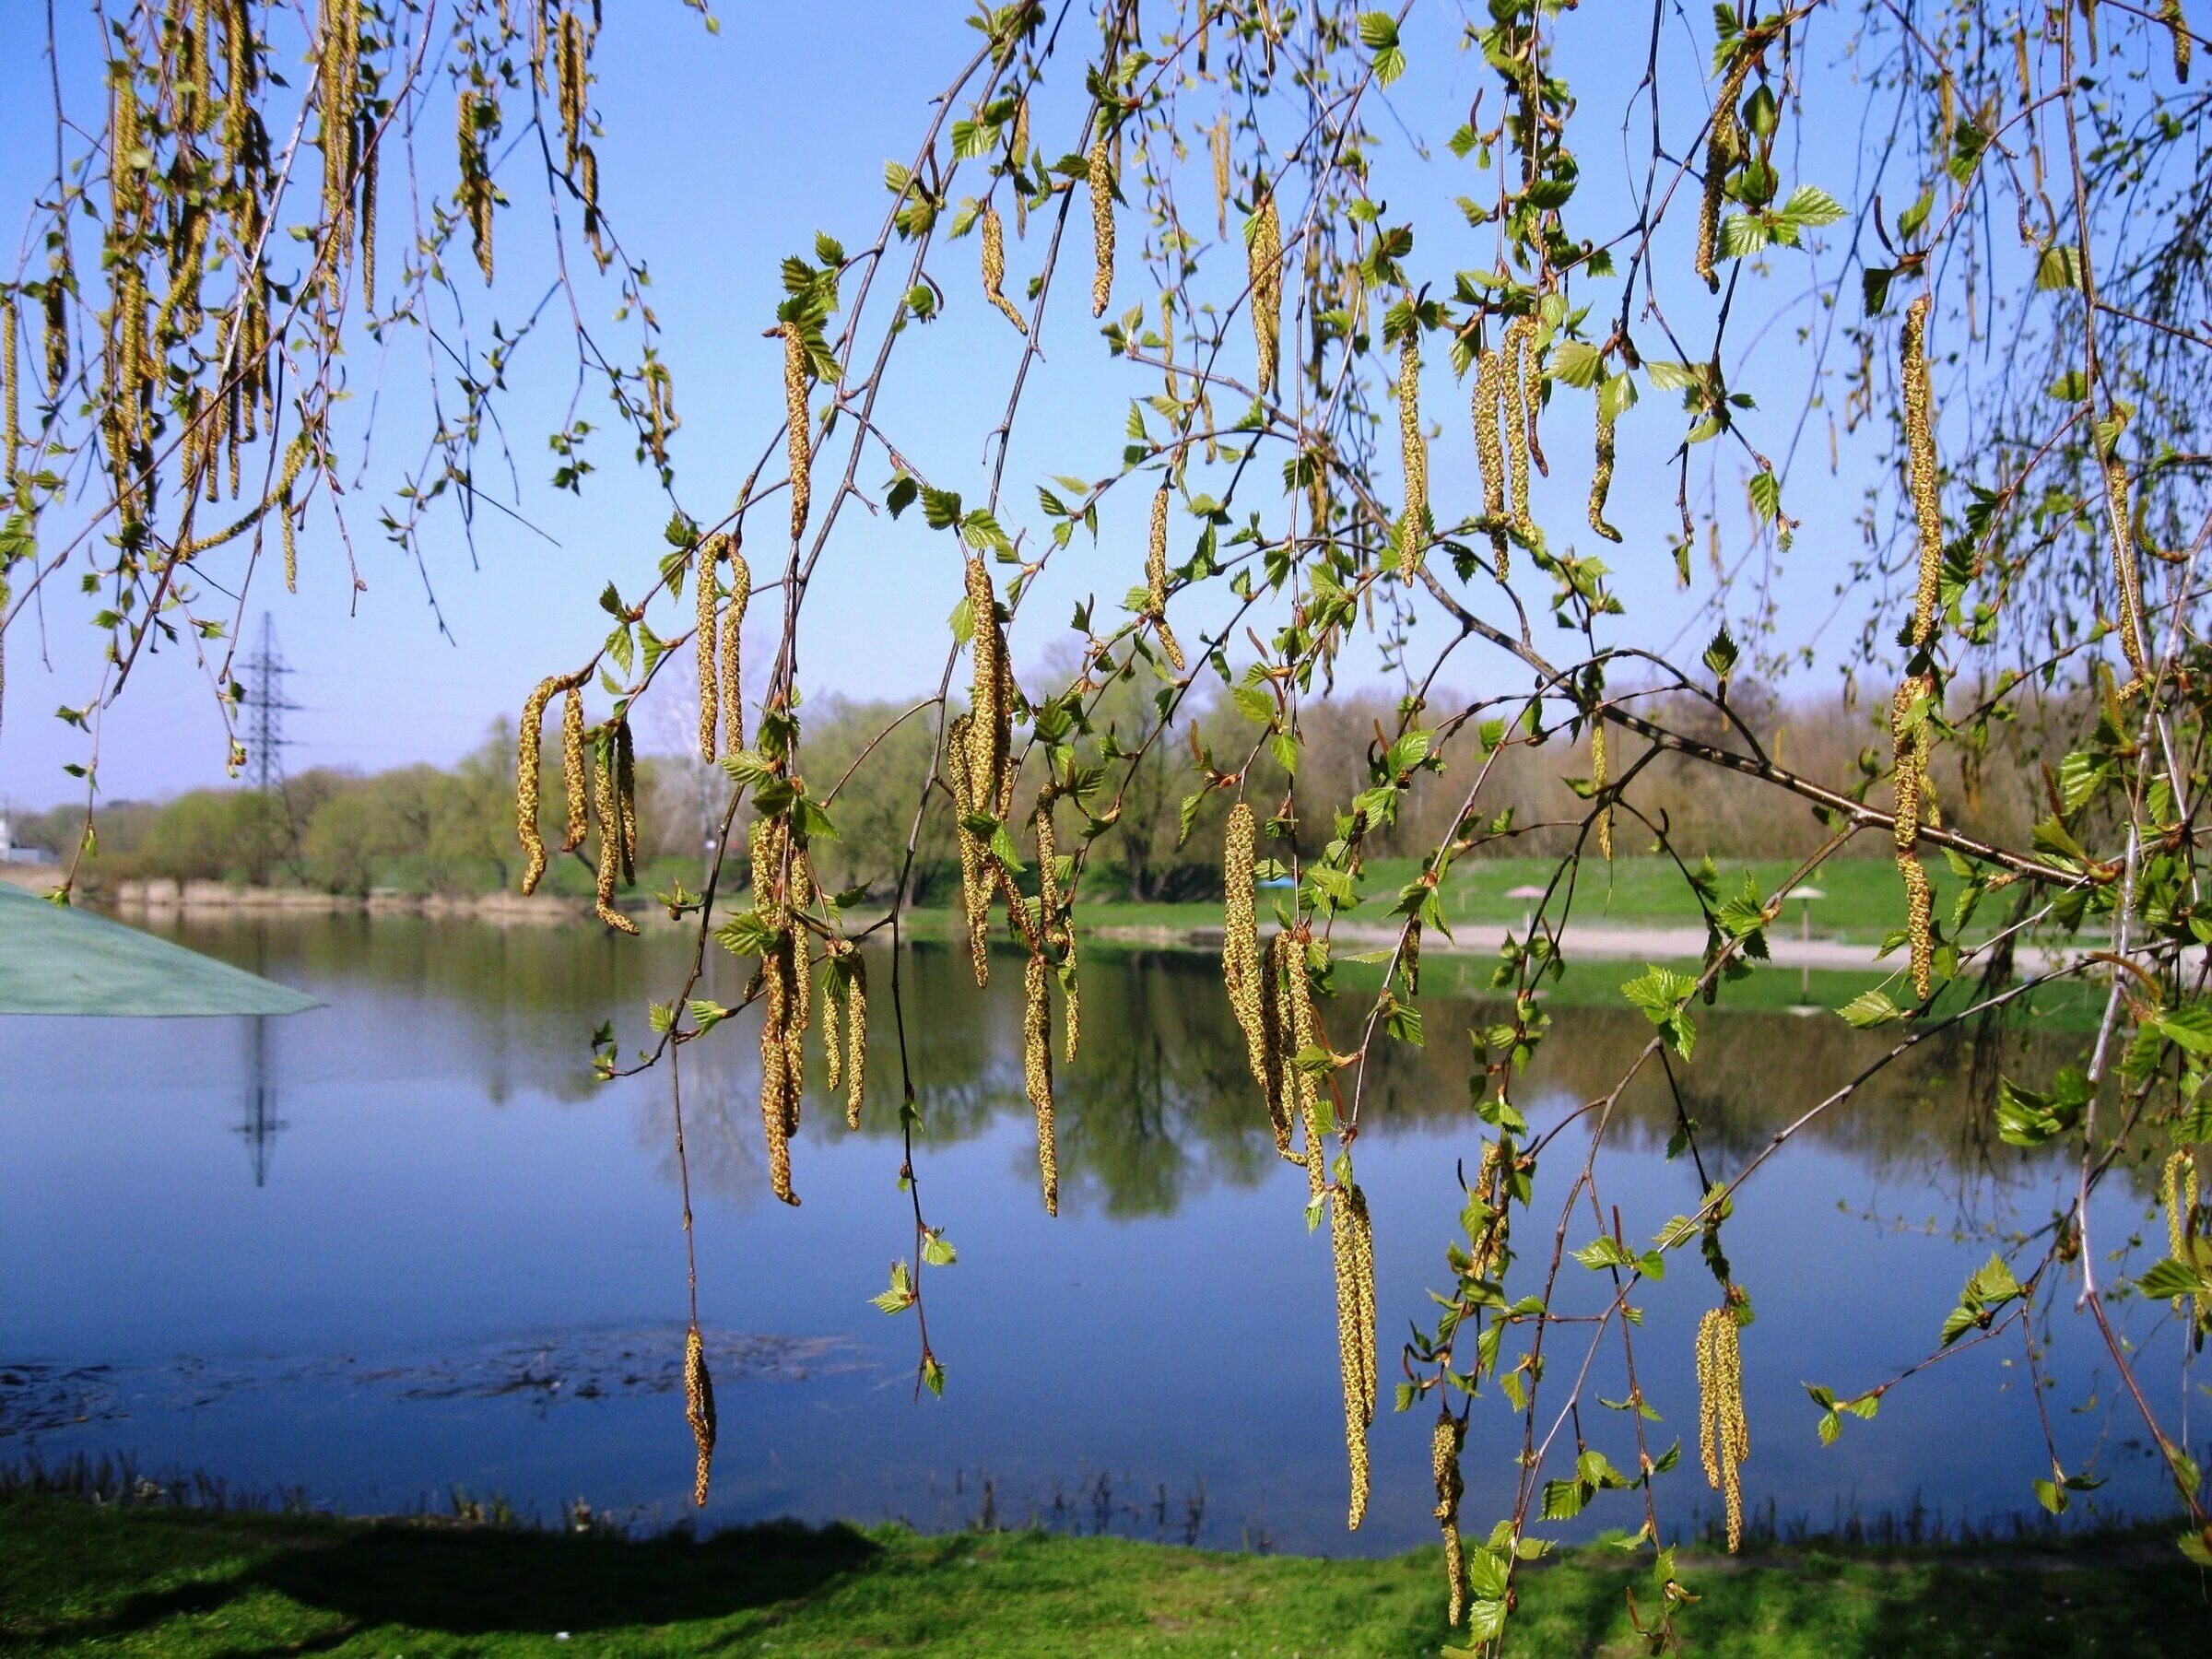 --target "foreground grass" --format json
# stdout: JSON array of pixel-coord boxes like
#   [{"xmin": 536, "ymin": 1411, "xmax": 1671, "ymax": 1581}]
[{"xmin": 4, "ymin": 1495, "xmax": 2204, "ymax": 1657}]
